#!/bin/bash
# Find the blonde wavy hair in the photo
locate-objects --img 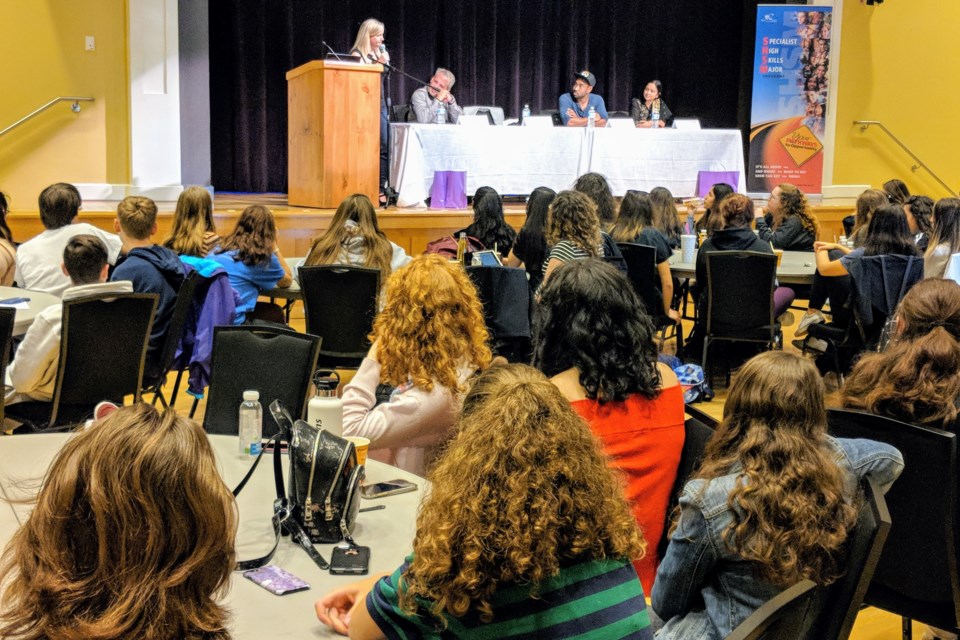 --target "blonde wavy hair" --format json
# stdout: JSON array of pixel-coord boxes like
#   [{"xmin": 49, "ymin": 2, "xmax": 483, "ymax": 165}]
[
  {"xmin": 545, "ymin": 190, "xmax": 602, "ymax": 256},
  {"xmin": 691, "ymin": 351, "xmax": 857, "ymax": 587},
  {"xmin": 0, "ymin": 404, "xmax": 237, "ymax": 640},
  {"xmin": 373, "ymin": 254, "xmax": 491, "ymax": 392},
  {"xmin": 399, "ymin": 364, "xmax": 646, "ymax": 624},
  {"xmin": 776, "ymin": 183, "xmax": 819, "ymax": 239}
]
